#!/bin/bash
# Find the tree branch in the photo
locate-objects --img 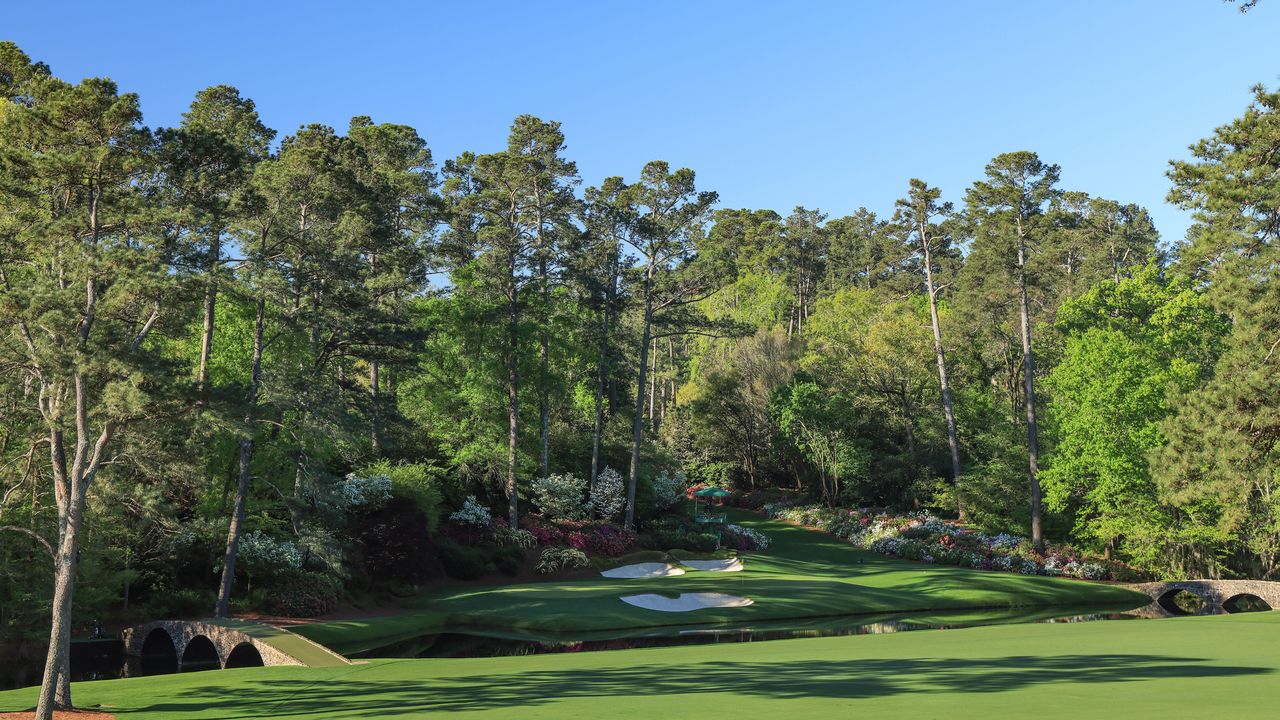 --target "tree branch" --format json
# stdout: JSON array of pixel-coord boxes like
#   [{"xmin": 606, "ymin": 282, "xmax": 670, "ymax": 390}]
[{"xmin": 0, "ymin": 525, "xmax": 54, "ymax": 560}]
